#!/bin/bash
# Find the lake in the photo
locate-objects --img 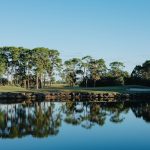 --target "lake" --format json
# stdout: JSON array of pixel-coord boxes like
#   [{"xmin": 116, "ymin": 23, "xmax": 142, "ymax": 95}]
[{"xmin": 0, "ymin": 101, "xmax": 150, "ymax": 150}]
